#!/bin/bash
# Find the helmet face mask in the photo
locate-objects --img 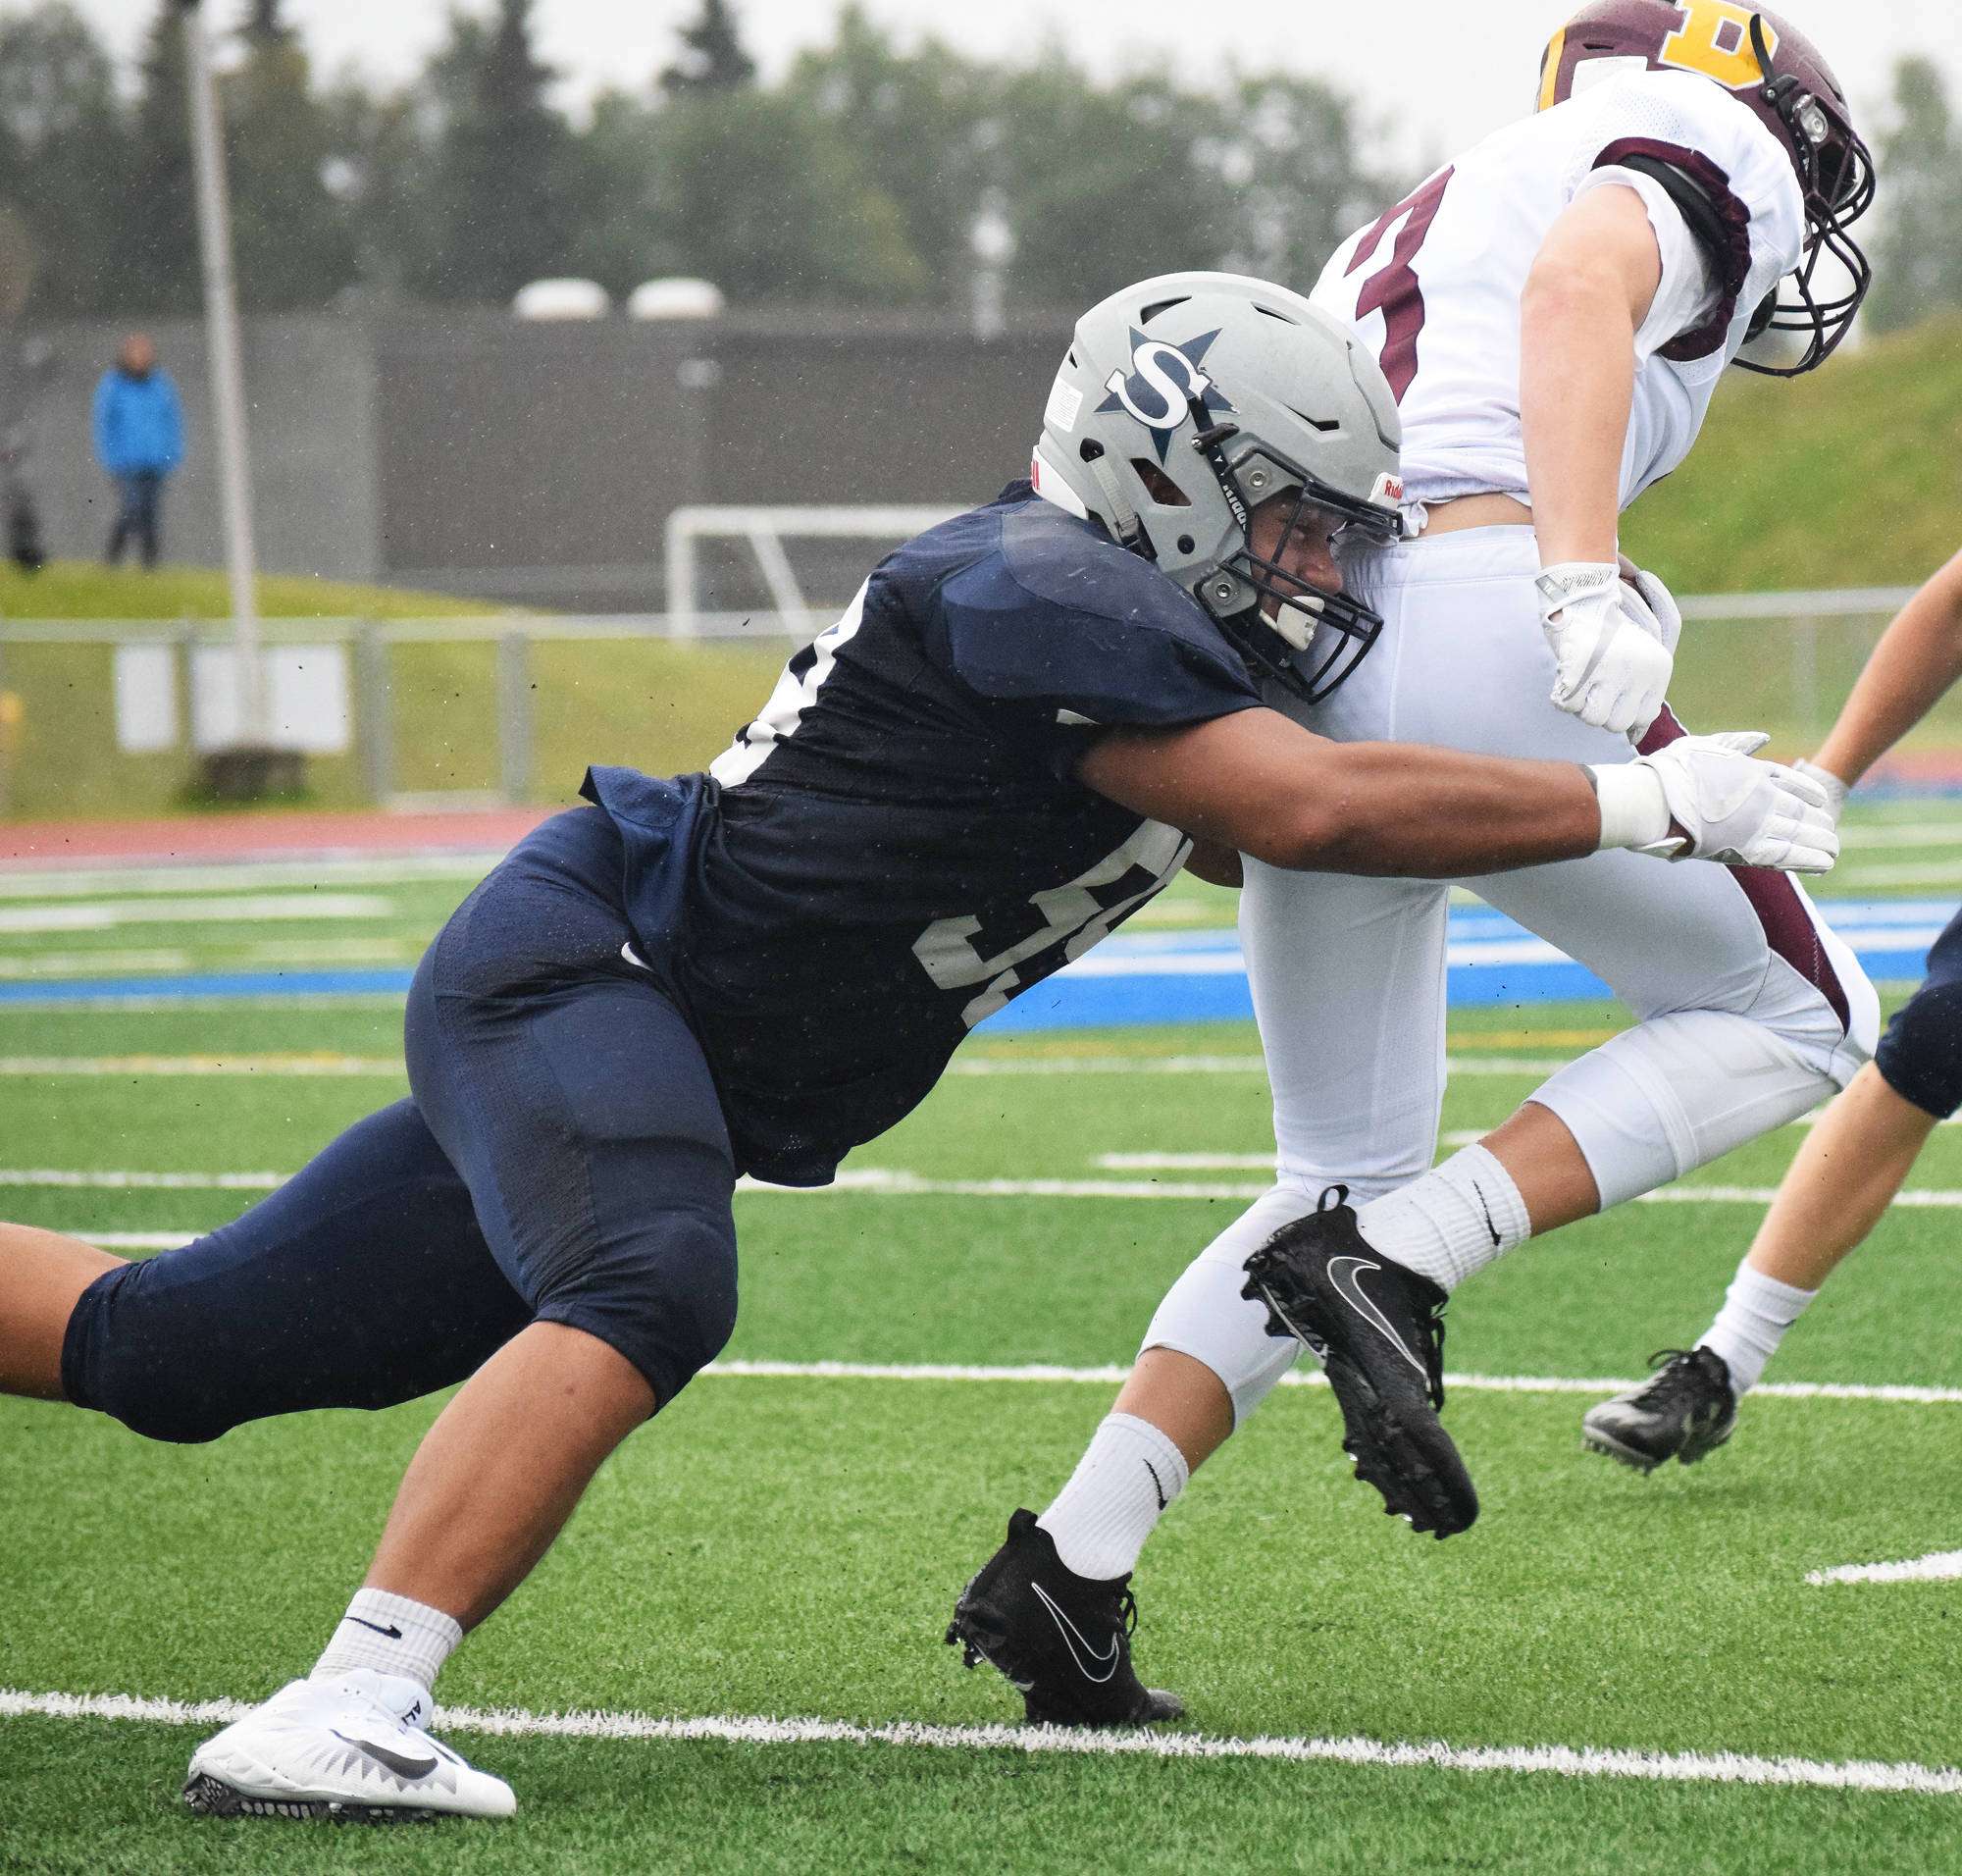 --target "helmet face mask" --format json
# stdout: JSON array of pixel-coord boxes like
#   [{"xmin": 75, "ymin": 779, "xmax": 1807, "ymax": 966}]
[
  {"xmin": 1537, "ymin": 4, "xmax": 1875, "ymax": 376},
  {"xmin": 1033, "ymin": 273, "xmax": 1404, "ymax": 704}
]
